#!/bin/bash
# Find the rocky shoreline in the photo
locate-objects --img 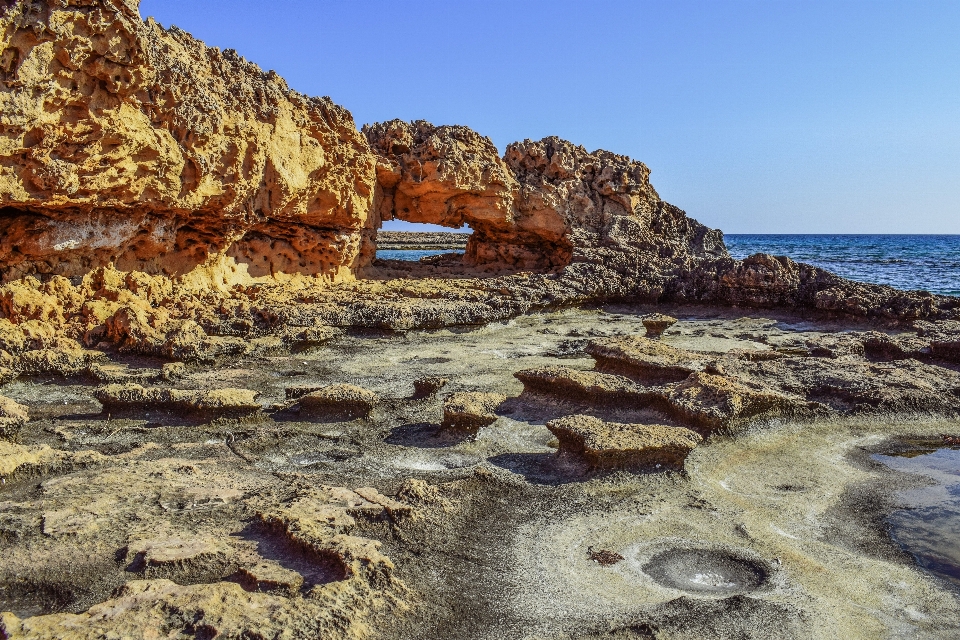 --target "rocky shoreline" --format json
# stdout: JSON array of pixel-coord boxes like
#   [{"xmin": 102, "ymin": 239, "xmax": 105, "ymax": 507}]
[{"xmin": 1, "ymin": 1, "xmax": 960, "ymax": 638}]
